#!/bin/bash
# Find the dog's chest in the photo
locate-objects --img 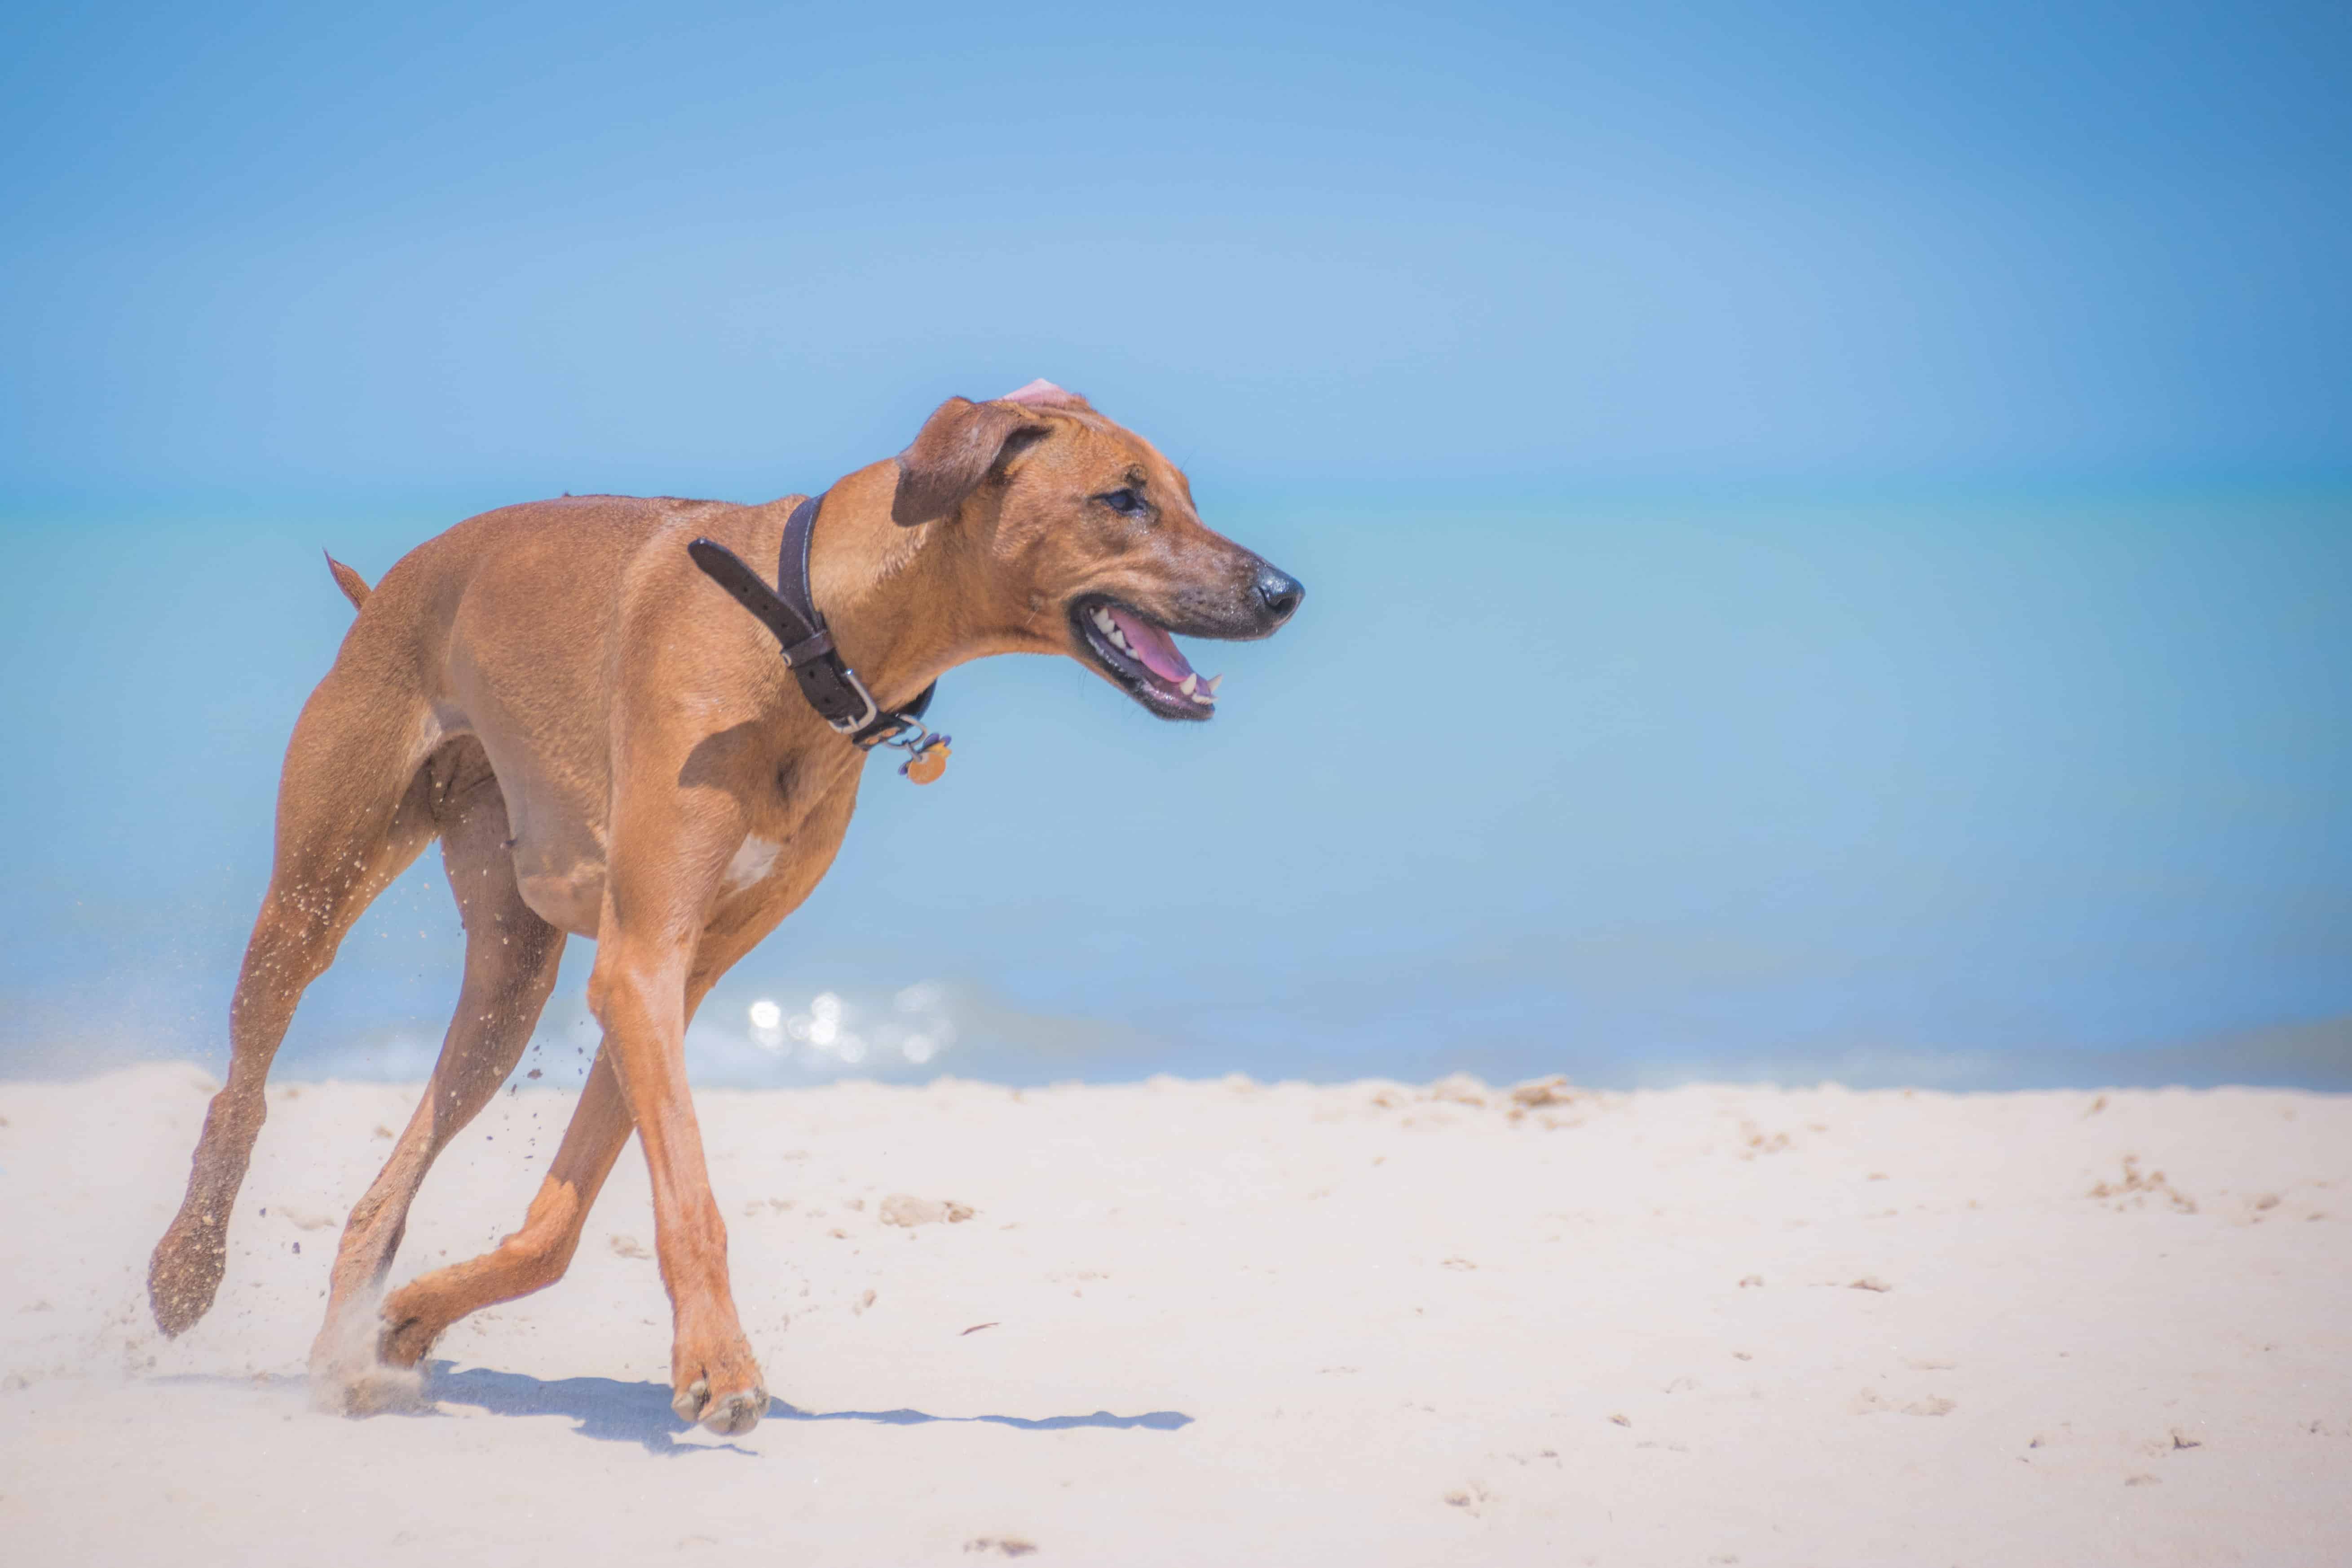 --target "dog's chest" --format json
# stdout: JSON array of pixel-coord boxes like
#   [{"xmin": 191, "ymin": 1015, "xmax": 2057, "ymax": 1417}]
[{"xmin": 720, "ymin": 835, "xmax": 784, "ymax": 893}]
